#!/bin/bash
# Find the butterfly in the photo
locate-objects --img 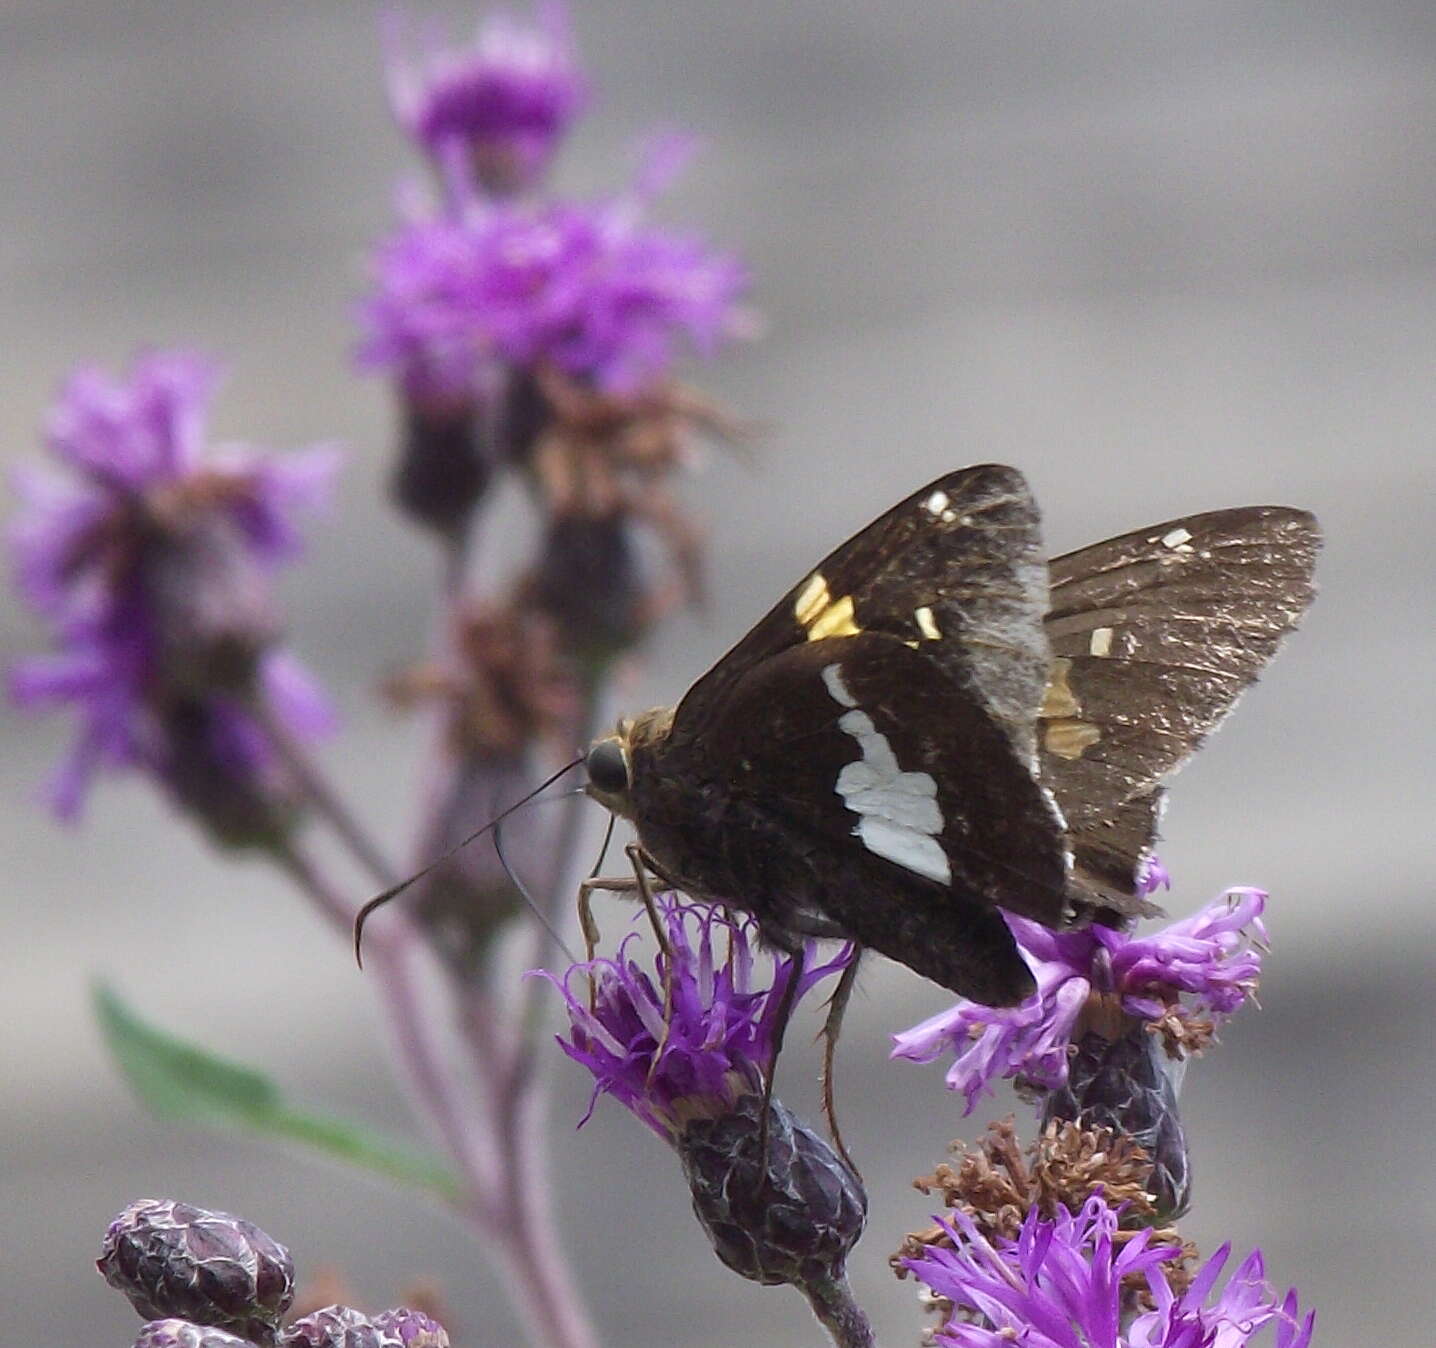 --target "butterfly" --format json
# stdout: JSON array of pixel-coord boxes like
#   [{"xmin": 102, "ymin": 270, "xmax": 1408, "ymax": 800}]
[{"xmin": 582, "ymin": 464, "xmax": 1320, "ymax": 1009}]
